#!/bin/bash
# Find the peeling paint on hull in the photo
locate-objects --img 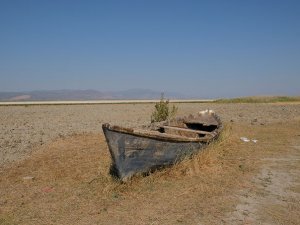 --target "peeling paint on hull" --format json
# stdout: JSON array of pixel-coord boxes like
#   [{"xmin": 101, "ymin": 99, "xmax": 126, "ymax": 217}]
[
  {"xmin": 102, "ymin": 110, "xmax": 222, "ymax": 181},
  {"xmin": 103, "ymin": 126, "xmax": 206, "ymax": 181}
]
